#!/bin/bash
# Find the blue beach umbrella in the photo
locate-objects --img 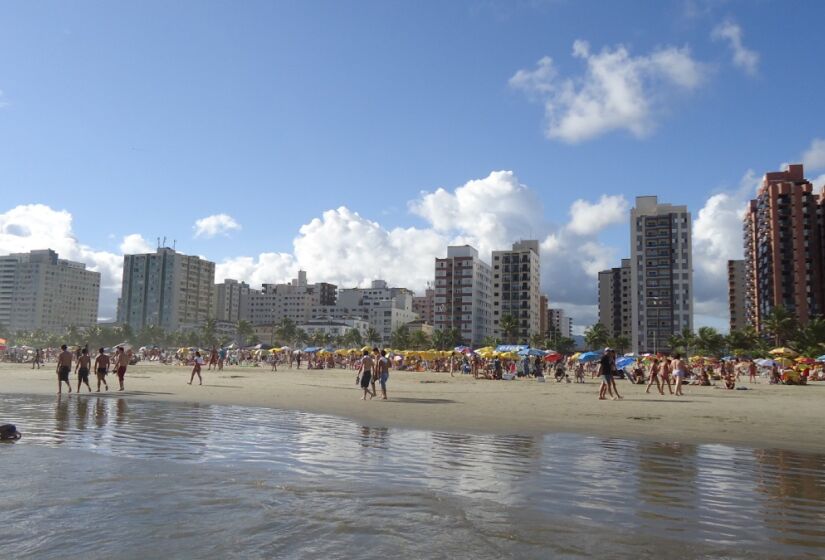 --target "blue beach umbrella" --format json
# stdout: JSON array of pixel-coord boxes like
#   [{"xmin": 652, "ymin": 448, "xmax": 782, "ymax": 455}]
[
  {"xmin": 615, "ymin": 356, "xmax": 636, "ymax": 369},
  {"xmin": 817, "ymin": 355, "xmax": 825, "ymax": 362},
  {"xmin": 578, "ymin": 351, "xmax": 603, "ymax": 362},
  {"xmin": 518, "ymin": 348, "xmax": 547, "ymax": 357}
]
